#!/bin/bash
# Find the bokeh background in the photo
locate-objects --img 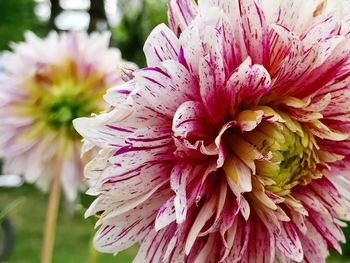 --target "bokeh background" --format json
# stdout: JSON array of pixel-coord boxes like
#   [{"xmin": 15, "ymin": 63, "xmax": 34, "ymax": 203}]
[{"xmin": 0, "ymin": 0, "xmax": 349, "ymax": 262}]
